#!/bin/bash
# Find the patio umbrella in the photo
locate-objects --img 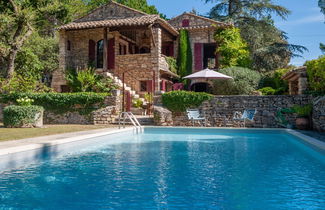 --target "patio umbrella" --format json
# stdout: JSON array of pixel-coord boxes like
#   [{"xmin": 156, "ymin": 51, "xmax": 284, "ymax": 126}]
[{"xmin": 184, "ymin": 68, "xmax": 233, "ymax": 80}]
